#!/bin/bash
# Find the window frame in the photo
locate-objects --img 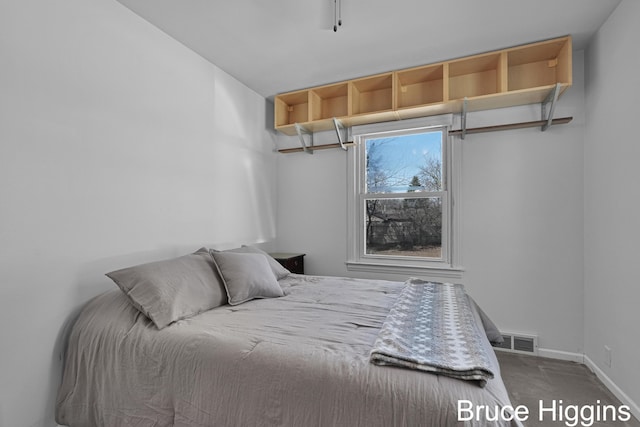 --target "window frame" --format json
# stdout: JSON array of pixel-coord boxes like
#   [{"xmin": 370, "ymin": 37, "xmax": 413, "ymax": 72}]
[{"xmin": 346, "ymin": 115, "xmax": 463, "ymax": 279}]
